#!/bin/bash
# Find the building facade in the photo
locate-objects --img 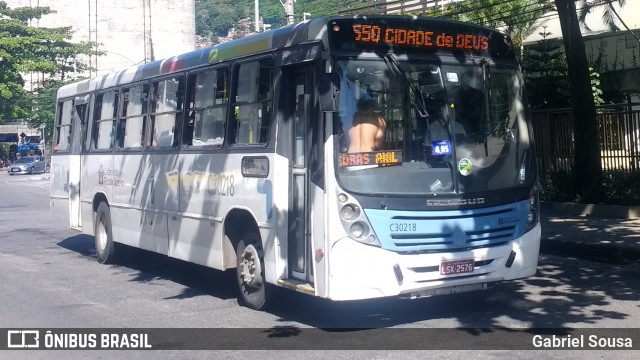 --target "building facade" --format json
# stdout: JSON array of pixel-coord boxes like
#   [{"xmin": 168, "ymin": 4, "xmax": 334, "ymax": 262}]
[{"xmin": 5, "ymin": 0, "xmax": 196, "ymax": 87}]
